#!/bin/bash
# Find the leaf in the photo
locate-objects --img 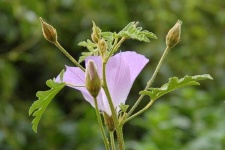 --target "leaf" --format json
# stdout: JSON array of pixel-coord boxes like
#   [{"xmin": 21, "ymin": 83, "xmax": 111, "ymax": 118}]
[
  {"xmin": 78, "ymin": 39, "xmax": 98, "ymax": 63},
  {"xmin": 101, "ymin": 32, "xmax": 116, "ymax": 51},
  {"xmin": 119, "ymin": 103, "xmax": 129, "ymax": 113},
  {"xmin": 140, "ymin": 74, "xmax": 213, "ymax": 101},
  {"xmin": 117, "ymin": 22, "xmax": 157, "ymax": 42},
  {"xmin": 29, "ymin": 79, "xmax": 65, "ymax": 132}
]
